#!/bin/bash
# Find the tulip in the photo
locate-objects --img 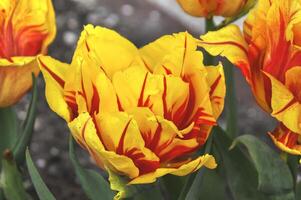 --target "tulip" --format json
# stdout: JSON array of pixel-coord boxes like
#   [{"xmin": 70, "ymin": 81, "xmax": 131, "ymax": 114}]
[
  {"xmin": 198, "ymin": 0, "xmax": 301, "ymax": 154},
  {"xmin": 0, "ymin": 0, "xmax": 56, "ymax": 107},
  {"xmin": 176, "ymin": 0, "xmax": 253, "ymax": 18},
  {"xmin": 38, "ymin": 25, "xmax": 226, "ymax": 184}
]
